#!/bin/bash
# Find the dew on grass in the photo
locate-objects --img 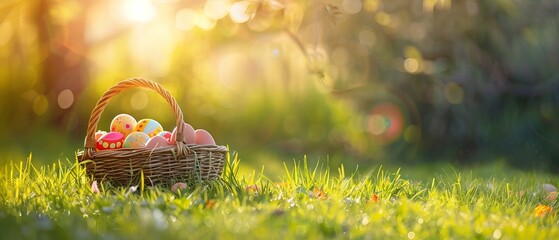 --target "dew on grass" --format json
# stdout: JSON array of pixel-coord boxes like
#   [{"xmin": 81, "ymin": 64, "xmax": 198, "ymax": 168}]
[
  {"xmin": 492, "ymin": 229, "xmax": 502, "ymax": 239},
  {"xmin": 407, "ymin": 231, "xmax": 416, "ymax": 239},
  {"xmin": 361, "ymin": 215, "xmax": 370, "ymax": 225},
  {"xmin": 102, "ymin": 206, "xmax": 114, "ymax": 214}
]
